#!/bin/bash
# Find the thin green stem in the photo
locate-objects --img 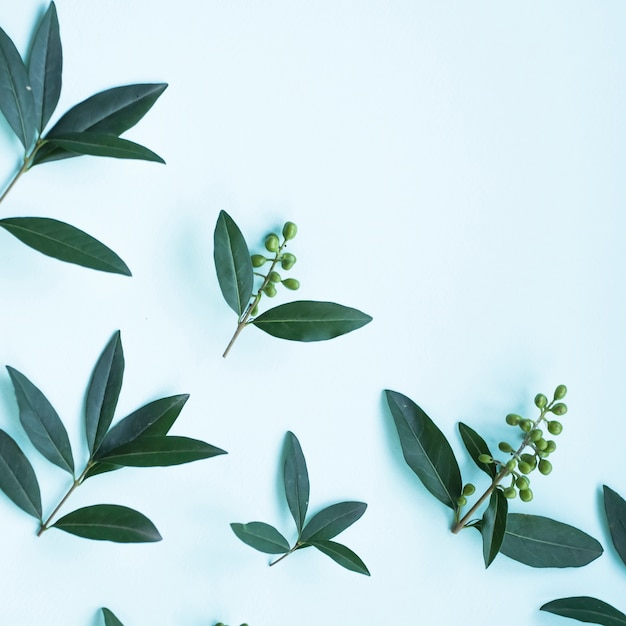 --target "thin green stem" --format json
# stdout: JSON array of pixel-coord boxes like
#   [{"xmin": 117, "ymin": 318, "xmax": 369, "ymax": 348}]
[
  {"xmin": 269, "ymin": 543, "xmax": 300, "ymax": 566},
  {"xmin": 0, "ymin": 161, "xmax": 28, "ymax": 207}
]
